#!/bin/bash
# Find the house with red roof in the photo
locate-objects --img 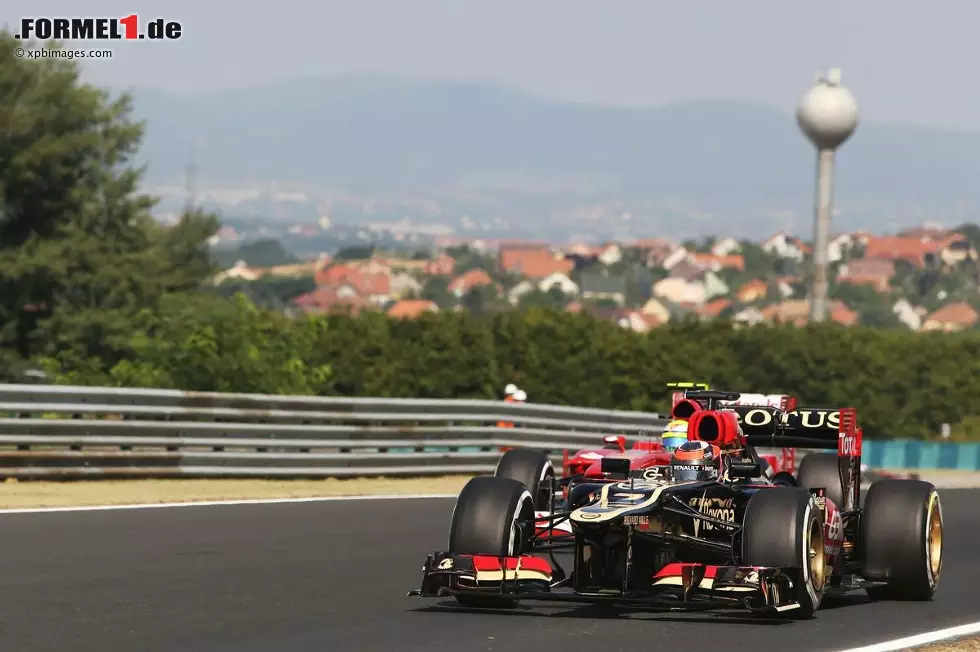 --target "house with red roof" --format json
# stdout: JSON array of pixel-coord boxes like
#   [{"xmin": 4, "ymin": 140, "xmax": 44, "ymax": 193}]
[
  {"xmin": 448, "ymin": 269, "xmax": 495, "ymax": 297},
  {"xmin": 387, "ymin": 299, "xmax": 439, "ymax": 319},
  {"xmin": 690, "ymin": 253, "xmax": 745, "ymax": 273},
  {"xmin": 290, "ymin": 287, "xmax": 366, "ymax": 315},
  {"xmin": 424, "ymin": 254, "xmax": 456, "ymax": 276},
  {"xmin": 921, "ymin": 302, "xmax": 979, "ymax": 332},
  {"xmin": 837, "ymin": 258, "xmax": 896, "ymax": 293},
  {"xmin": 498, "ymin": 244, "xmax": 575, "ymax": 279}
]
